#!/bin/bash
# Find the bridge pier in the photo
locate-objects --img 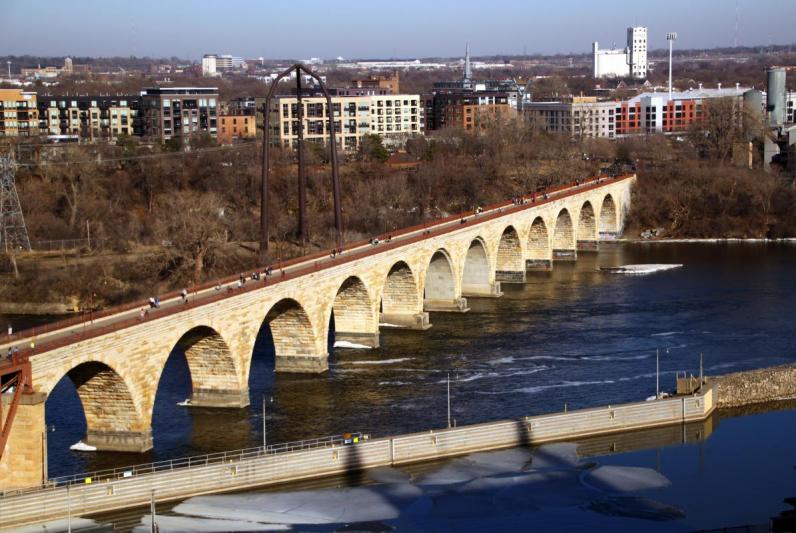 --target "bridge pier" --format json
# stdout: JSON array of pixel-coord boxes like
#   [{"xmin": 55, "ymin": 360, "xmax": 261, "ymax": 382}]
[
  {"xmin": 577, "ymin": 240, "xmax": 600, "ymax": 252},
  {"xmin": 462, "ymin": 281, "xmax": 503, "ymax": 298},
  {"xmin": 553, "ymin": 249, "xmax": 578, "ymax": 261},
  {"xmin": 424, "ymin": 297, "xmax": 470, "ymax": 313},
  {"xmin": 335, "ymin": 331, "xmax": 380, "ymax": 348},
  {"xmin": 526, "ymin": 259, "xmax": 553, "ymax": 271},
  {"xmin": 85, "ymin": 429, "xmax": 153, "ymax": 453},
  {"xmin": 379, "ymin": 311, "xmax": 432, "ymax": 330},
  {"xmin": 190, "ymin": 387, "xmax": 250, "ymax": 409},
  {"xmin": 275, "ymin": 353, "xmax": 329, "ymax": 374},
  {"xmin": 0, "ymin": 392, "xmax": 46, "ymax": 491},
  {"xmin": 495, "ymin": 270, "xmax": 526, "ymax": 284}
]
